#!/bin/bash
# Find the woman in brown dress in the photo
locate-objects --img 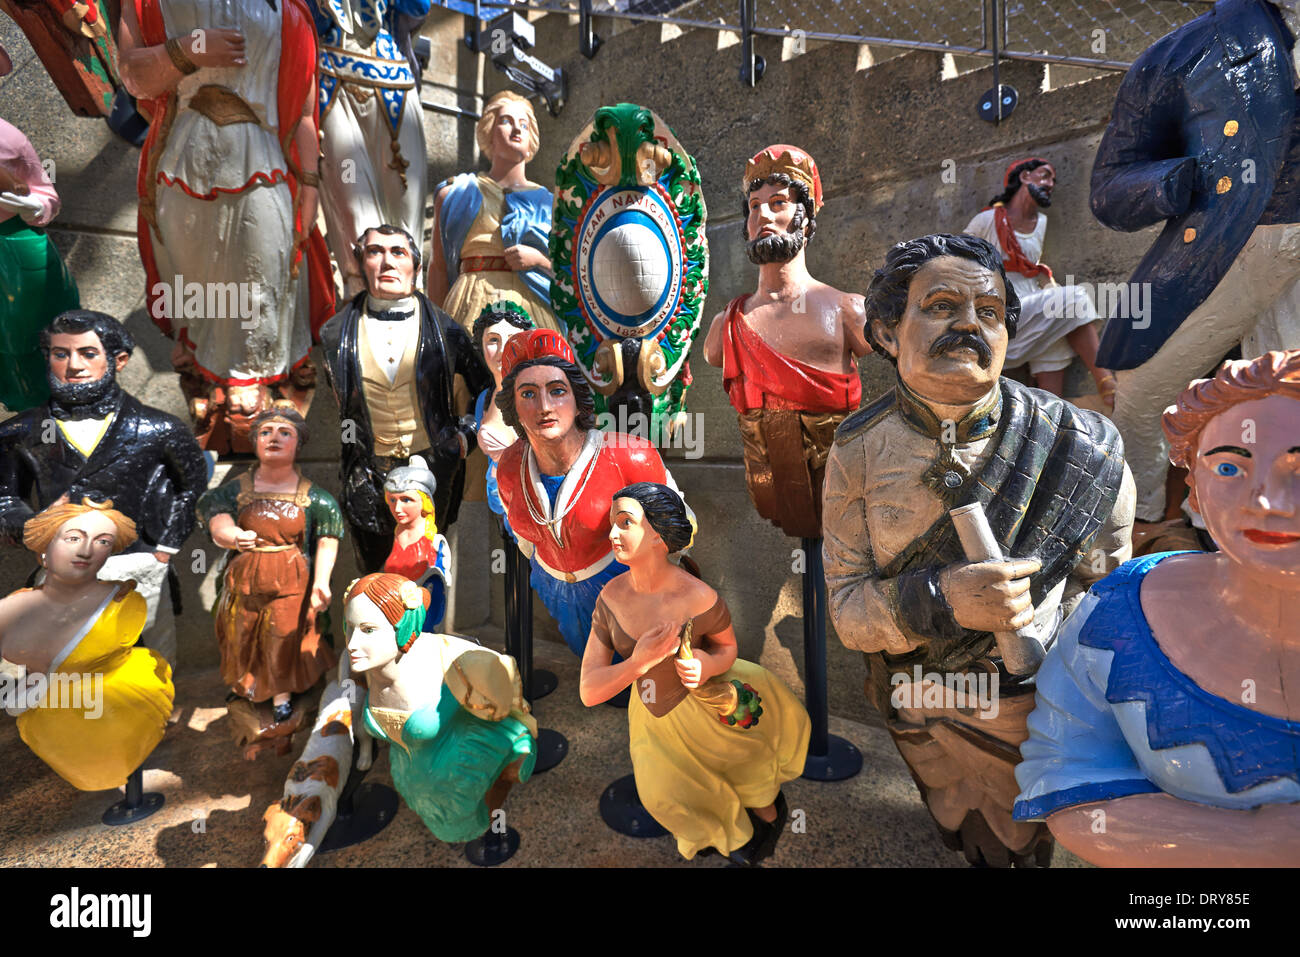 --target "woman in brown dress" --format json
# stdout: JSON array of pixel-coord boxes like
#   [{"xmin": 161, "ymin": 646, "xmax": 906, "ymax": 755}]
[{"xmin": 198, "ymin": 405, "xmax": 342, "ymax": 724}]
